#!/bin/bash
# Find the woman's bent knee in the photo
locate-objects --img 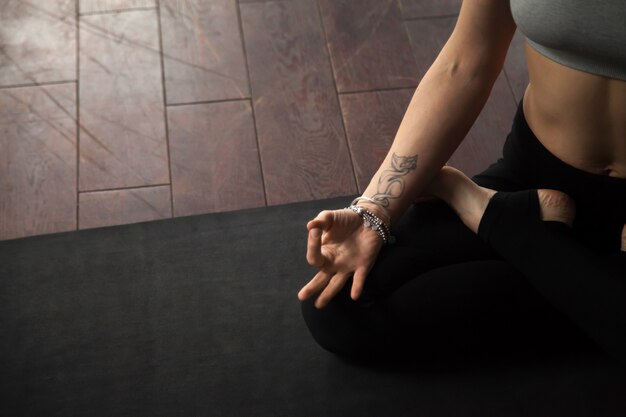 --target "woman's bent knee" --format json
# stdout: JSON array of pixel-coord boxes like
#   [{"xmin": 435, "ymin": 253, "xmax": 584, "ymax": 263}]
[{"xmin": 300, "ymin": 291, "xmax": 387, "ymax": 359}]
